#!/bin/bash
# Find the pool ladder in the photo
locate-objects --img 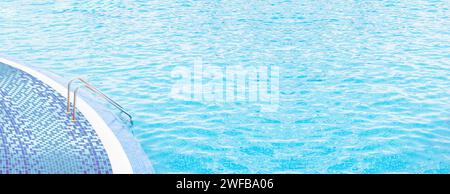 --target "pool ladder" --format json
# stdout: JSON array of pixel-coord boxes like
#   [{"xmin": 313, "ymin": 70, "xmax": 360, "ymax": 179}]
[{"xmin": 66, "ymin": 78, "xmax": 133, "ymax": 126}]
